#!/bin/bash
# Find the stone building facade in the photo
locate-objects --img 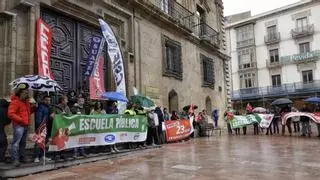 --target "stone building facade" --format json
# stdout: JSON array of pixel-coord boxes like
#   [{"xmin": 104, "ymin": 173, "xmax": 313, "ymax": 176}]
[
  {"xmin": 0, "ymin": 0, "xmax": 229, "ymax": 125},
  {"xmin": 225, "ymin": 0, "xmax": 320, "ymax": 110}
]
